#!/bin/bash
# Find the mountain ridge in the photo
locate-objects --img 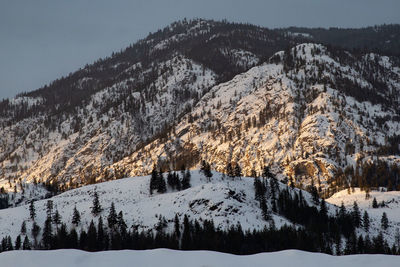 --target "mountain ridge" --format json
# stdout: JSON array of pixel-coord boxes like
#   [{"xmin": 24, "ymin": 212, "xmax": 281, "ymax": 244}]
[{"xmin": 0, "ymin": 19, "xmax": 399, "ymax": 203}]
